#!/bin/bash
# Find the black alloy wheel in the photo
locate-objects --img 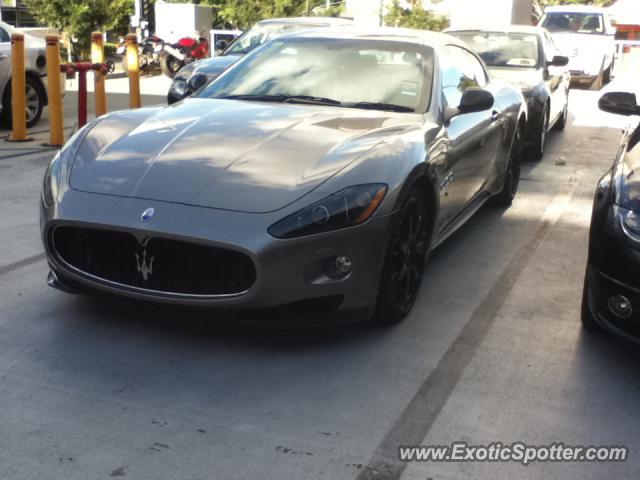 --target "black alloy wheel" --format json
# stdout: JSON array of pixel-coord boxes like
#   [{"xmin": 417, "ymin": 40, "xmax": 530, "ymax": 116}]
[
  {"xmin": 374, "ymin": 188, "xmax": 429, "ymax": 324},
  {"xmin": 553, "ymin": 92, "xmax": 569, "ymax": 131},
  {"xmin": 494, "ymin": 122, "xmax": 523, "ymax": 207},
  {"xmin": 526, "ymin": 104, "xmax": 548, "ymax": 161}
]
